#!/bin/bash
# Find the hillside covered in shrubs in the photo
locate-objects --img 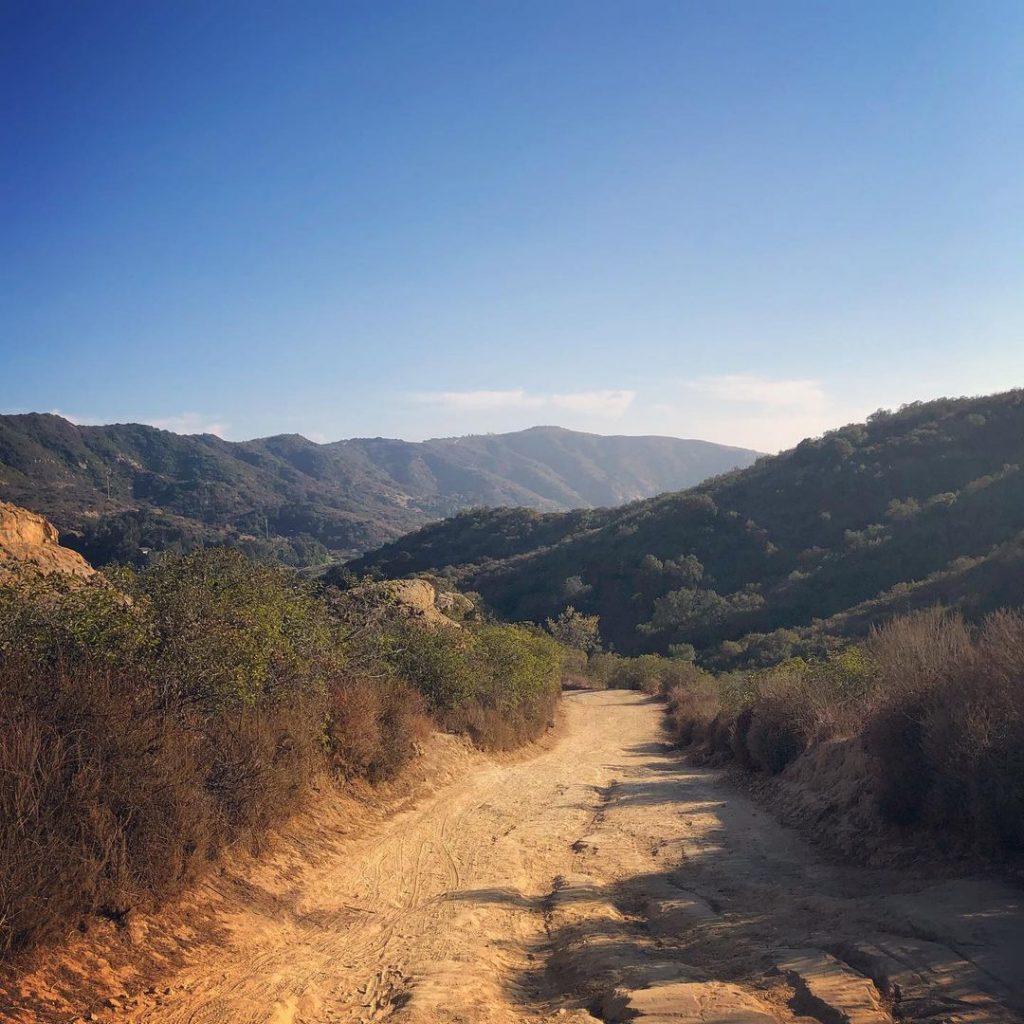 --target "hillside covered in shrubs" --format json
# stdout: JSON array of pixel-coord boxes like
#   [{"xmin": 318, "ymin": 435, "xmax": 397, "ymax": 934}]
[
  {"xmin": 0, "ymin": 549, "xmax": 570, "ymax": 961},
  {"xmin": 354, "ymin": 390, "xmax": 1024, "ymax": 664},
  {"xmin": 0, "ymin": 415, "xmax": 756, "ymax": 567}
]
